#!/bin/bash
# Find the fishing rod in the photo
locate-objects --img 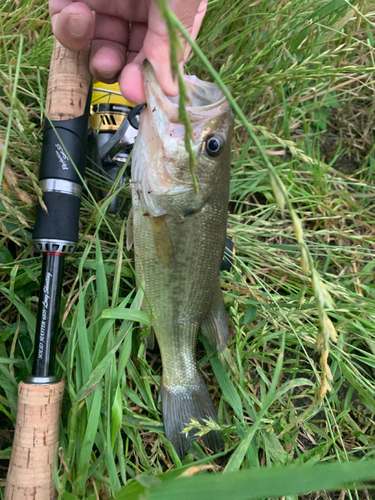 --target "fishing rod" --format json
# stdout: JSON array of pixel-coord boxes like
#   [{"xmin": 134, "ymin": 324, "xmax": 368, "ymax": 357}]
[{"xmin": 5, "ymin": 40, "xmax": 91, "ymax": 499}]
